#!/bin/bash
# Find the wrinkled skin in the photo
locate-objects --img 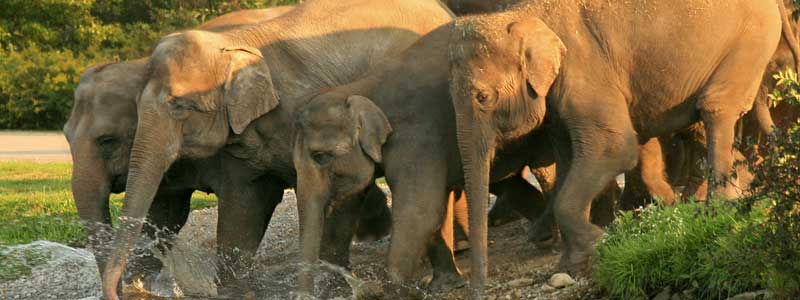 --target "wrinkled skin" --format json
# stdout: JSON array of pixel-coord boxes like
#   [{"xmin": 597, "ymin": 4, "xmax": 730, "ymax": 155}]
[
  {"xmin": 291, "ymin": 23, "xmax": 567, "ymax": 296},
  {"xmin": 449, "ymin": 1, "xmax": 785, "ymax": 296},
  {"xmin": 63, "ymin": 6, "xmax": 294, "ymax": 289},
  {"xmin": 100, "ymin": 1, "xmax": 453, "ymax": 299}
]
